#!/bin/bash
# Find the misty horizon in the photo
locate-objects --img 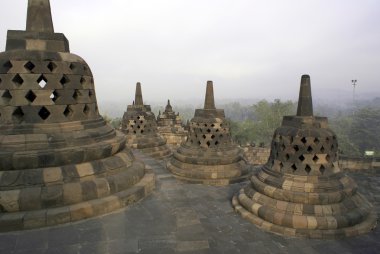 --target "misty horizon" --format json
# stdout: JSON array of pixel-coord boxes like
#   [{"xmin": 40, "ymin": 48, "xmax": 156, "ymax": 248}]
[{"xmin": 1, "ymin": 0, "xmax": 379, "ymax": 104}]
